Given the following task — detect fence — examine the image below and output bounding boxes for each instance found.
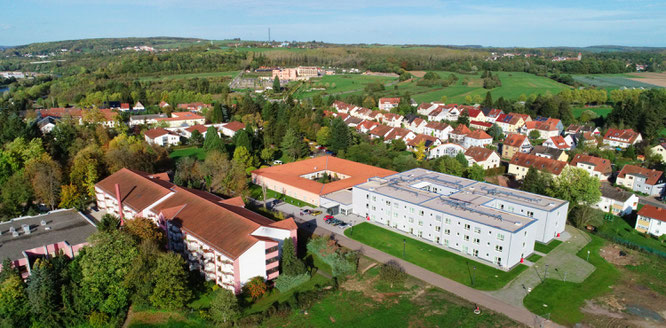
[592,230,666,259]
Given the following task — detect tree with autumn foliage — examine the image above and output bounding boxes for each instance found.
[123,217,166,245]
[25,153,62,210]
[244,276,267,300]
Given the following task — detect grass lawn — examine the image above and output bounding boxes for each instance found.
[595,210,666,255]
[292,74,396,99]
[523,234,620,326]
[533,239,563,254]
[248,183,316,208]
[344,222,527,290]
[411,71,571,103]
[625,252,666,296]
[126,309,208,328]
[527,254,543,262]
[137,71,239,82]
[169,147,207,161]
[572,106,613,118]
[245,273,331,314]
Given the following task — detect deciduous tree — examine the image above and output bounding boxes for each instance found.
[210,289,240,327]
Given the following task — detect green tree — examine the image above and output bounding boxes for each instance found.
[487,124,503,141]
[25,153,62,210]
[482,91,493,110]
[211,103,224,123]
[280,238,306,276]
[98,214,120,233]
[26,259,60,325]
[79,231,138,316]
[521,167,551,195]
[457,112,470,126]
[232,146,253,168]
[189,130,204,147]
[379,261,406,288]
[124,217,165,245]
[438,156,465,176]
[149,253,191,310]
[203,127,223,152]
[329,118,351,154]
[0,267,29,328]
[273,76,281,93]
[280,128,308,162]
[465,163,486,181]
[210,289,240,327]
[0,172,33,219]
[244,276,267,300]
[547,167,601,213]
[455,152,469,167]
[528,130,541,140]
[260,147,276,163]
[316,126,331,146]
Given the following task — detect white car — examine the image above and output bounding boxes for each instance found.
[272,160,283,165]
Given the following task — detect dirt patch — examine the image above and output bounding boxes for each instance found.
[408,71,426,78]
[627,72,666,87]
[360,262,378,275]
[581,300,624,319]
[600,244,640,266]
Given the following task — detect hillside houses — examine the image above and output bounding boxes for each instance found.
[465,146,500,169]
[462,130,492,149]
[502,134,532,159]
[495,113,531,134]
[508,152,567,180]
[378,97,400,111]
[569,154,612,180]
[522,117,562,139]
[603,128,642,149]
[449,124,471,143]
[543,135,575,151]
[616,165,665,197]
[428,143,465,159]
[423,121,452,139]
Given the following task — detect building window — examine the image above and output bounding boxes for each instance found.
[464,235,469,241]
[497,233,505,241]
[419,210,425,216]
[464,224,470,230]
[495,245,503,252]
[410,207,415,214]
[435,226,441,232]
[408,218,414,223]
[445,229,450,235]
[418,220,423,226]
[473,238,480,244]
[435,215,442,222]
[386,200,391,205]
[418,231,423,237]
[445,218,451,224]
[474,227,481,234]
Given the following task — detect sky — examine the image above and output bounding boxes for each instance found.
[1,0,665,47]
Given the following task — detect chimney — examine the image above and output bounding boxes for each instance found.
[115,183,124,224]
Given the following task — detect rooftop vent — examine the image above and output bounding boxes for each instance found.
[12,231,19,237]
[9,226,15,233]
[40,220,47,226]
[22,224,31,235]
[45,226,52,231]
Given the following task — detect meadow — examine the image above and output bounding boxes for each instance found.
[572,73,661,89]
[292,74,397,99]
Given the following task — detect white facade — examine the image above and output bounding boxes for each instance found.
[463,136,492,149]
[145,132,180,146]
[428,143,465,159]
[466,151,501,170]
[594,193,638,216]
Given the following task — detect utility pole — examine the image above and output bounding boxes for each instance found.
[268,28,271,43]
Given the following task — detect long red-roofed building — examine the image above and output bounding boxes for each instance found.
[95,168,297,293]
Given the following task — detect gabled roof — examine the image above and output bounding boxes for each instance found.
[462,108,482,118]
[465,146,496,162]
[529,145,565,159]
[407,134,439,148]
[600,184,635,202]
[510,153,567,176]
[185,124,208,134]
[425,121,450,131]
[384,127,411,141]
[470,120,492,128]
[569,154,611,175]
[144,128,176,139]
[604,128,640,144]
[525,118,560,131]
[223,121,245,132]
[503,133,528,148]
[379,97,401,105]
[37,107,83,118]
[451,124,471,135]
[465,130,492,140]
[156,112,204,121]
[368,124,393,138]
[617,164,664,186]
[545,136,570,149]
[637,204,666,222]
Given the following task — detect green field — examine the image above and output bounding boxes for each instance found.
[572,73,661,89]
[344,222,527,290]
[572,106,613,118]
[524,234,620,326]
[292,74,397,99]
[138,71,239,82]
[595,210,666,256]
[169,147,207,161]
[533,239,562,254]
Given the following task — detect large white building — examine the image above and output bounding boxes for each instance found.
[95,168,297,293]
[352,168,569,269]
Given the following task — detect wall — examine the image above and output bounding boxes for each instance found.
[238,241,267,285]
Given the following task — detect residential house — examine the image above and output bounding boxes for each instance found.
[502,134,532,159]
[417,102,444,116]
[594,184,639,216]
[378,97,401,111]
[133,102,145,111]
[635,205,666,237]
[183,124,209,139]
[423,121,452,140]
[95,168,298,293]
[449,124,471,143]
[129,114,167,127]
[543,135,574,151]
[144,128,181,146]
[428,143,465,159]
[465,147,500,169]
[178,102,213,112]
[616,165,665,197]
[481,108,503,123]
[565,124,600,136]
[159,101,170,108]
[368,125,394,140]
[343,116,363,128]
[495,113,530,134]
[384,127,415,143]
[332,101,356,114]
[37,116,57,134]
[220,121,246,138]
[407,134,441,151]
[462,130,492,149]
[470,120,492,131]
[356,120,380,134]
[119,103,131,112]
[569,154,612,180]
[529,146,569,162]
[577,132,599,148]
[407,117,428,134]
[603,128,642,149]
[382,112,404,128]
[508,153,567,180]
[155,112,206,128]
[522,118,562,139]
[460,107,486,122]
[427,107,448,122]
[651,143,666,163]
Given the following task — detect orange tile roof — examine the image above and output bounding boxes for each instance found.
[223,121,246,132]
[604,128,640,144]
[407,134,438,147]
[379,97,400,105]
[465,130,492,140]
[144,128,175,139]
[251,156,397,195]
[185,124,208,133]
[37,107,83,118]
[547,136,570,149]
[569,154,611,175]
[451,124,471,135]
[617,164,664,186]
[156,112,204,121]
[638,204,666,222]
[503,134,528,148]
[510,153,567,176]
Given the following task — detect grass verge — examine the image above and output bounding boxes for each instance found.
[534,239,562,254]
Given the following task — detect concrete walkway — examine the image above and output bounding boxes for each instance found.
[269,200,562,328]
[488,226,595,309]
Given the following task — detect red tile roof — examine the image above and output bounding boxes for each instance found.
[186,124,208,134]
[604,128,640,144]
[470,120,492,128]
[510,153,567,176]
[617,164,664,186]
[637,204,666,222]
[503,134,528,148]
[547,136,570,149]
[379,97,401,105]
[223,121,246,132]
[37,107,83,118]
[451,124,471,135]
[368,124,393,138]
[156,112,204,121]
[569,154,611,175]
[465,147,495,162]
[144,128,173,139]
[462,108,482,118]
[425,121,450,131]
[251,156,396,196]
[120,103,130,109]
[407,134,438,147]
[525,118,560,131]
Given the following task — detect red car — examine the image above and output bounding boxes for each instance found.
[324,215,334,221]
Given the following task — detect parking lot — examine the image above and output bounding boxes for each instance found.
[272,200,363,233]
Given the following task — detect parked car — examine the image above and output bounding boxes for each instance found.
[302,209,311,215]
[311,210,322,216]
[324,214,334,221]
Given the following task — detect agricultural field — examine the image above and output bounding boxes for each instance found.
[572,73,662,89]
[138,71,239,82]
[292,74,397,99]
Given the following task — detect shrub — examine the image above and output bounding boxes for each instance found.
[306,236,359,277]
[379,261,407,288]
[274,273,310,293]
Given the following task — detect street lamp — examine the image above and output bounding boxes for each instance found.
[472,265,476,287]
[544,264,549,279]
[586,250,591,262]
[403,239,406,258]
